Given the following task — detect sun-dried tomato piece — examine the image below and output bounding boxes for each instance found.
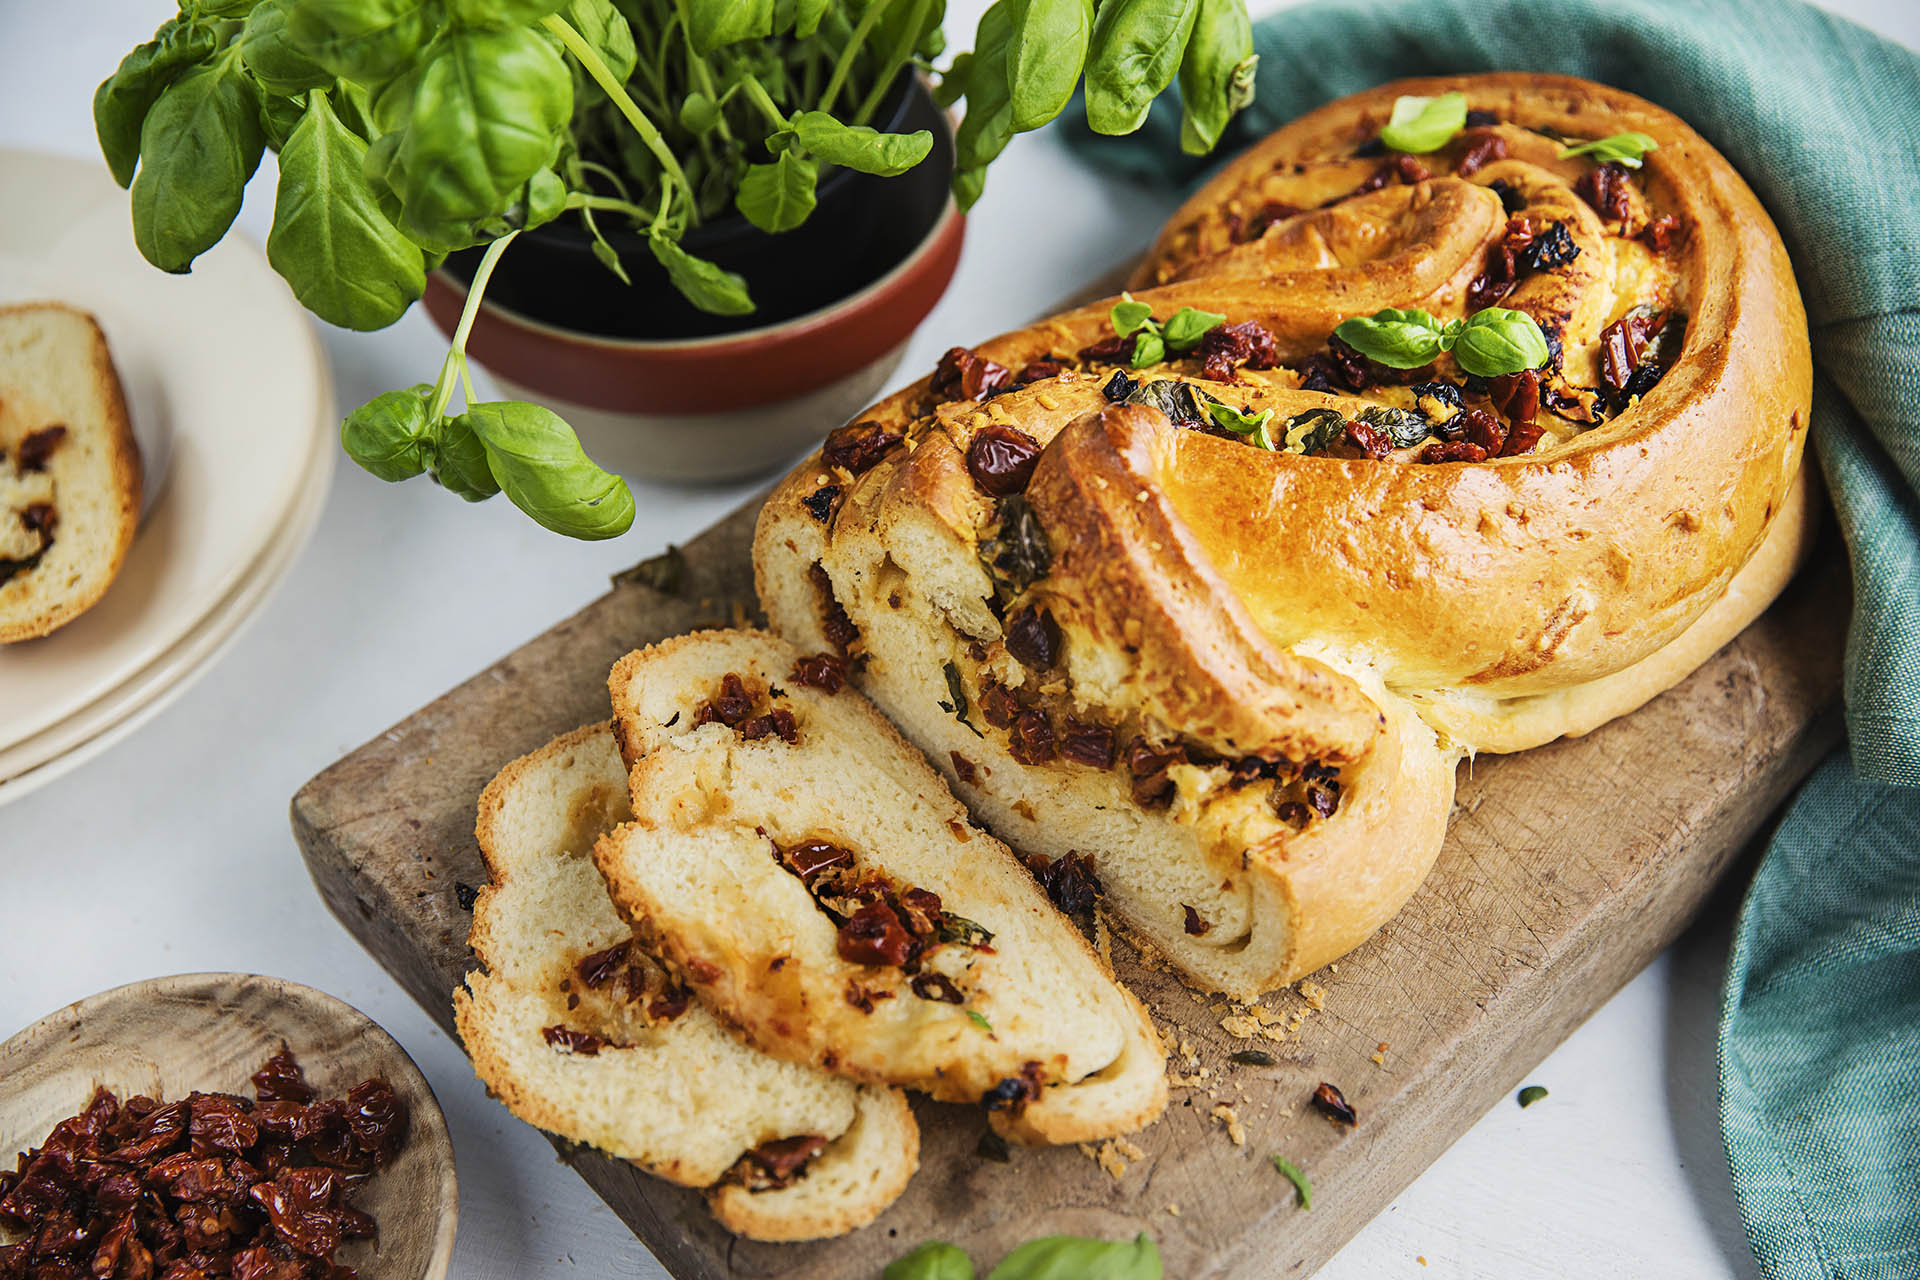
[777,838,853,885]
[1457,408,1506,455]
[1640,214,1682,251]
[1488,370,1541,428]
[1008,708,1056,765]
[1058,718,1116,770]
[1197,320,1280,382]
[1575,161,1633,223]
[1229,200,1302,243]
[1340,419,1393,459]
[1025,851,1103,915]
[1312,1081,1359,1126]
[189,1095,259,1158]
[977,680,1021,730]
[931,346,1011,402]
[1126,737,1184,810]
[1183,905,1212,936]
[250,1049,314,1105]
[821,421,903,475]
[15,425,67,473]
[837,901,914,966]
[910,972,965,1003]
[743,1135,828,1189]
[1420,440,1489,464]
[897,887,944,938]
[344,1081,406,1167]
[1455,131,1508,177]
[541,1026,606,1056]
[117,1101,190,1163]
[789,652,847,693]
[966,424,1042,496]
[1016,358,1066,384]
[1077,334,1136,364]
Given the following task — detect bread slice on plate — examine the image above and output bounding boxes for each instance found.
[452,722,918,1241]
[0,302,140,643]
[601,629,1167,1146]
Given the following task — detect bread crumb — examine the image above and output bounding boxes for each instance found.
[1114,1137,1145,1162]
[1087,1139,1133,1180]
[1165,1203,1181,1217]
[1168,1072,1207,1088]
[1371,1050,1387,1066]
[1260,1024,1288,1043]
[1253,1005,1285,1027]
[1221,1015,1260,1040]
[1211,1103,1246,1146]
[1297,980,1329,1010]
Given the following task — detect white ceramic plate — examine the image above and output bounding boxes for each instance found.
[0,148,330,750]
[0,393,332,802]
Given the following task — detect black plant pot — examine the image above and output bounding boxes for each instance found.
[442,75,955,341]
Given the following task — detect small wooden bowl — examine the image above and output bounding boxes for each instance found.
[0,972,457,1279]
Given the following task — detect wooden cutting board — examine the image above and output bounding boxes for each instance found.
[291,497,1844,1280]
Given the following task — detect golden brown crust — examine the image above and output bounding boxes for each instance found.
[753,73,1812,997]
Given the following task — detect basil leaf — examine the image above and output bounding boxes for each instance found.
[1130,329,1165,368]
[445,0,570,27]
[774,0,832,38]
[1452,307,1550,377]
[790,112,934,177]
[286,0,437,84]
[1281,407,1345,454]
[393,26,573,252]
[239,0,334,96]
[685,0,774,55]
[737,150,819,232]
[1557,131,1659,169]
[986,1233,1162,1280]
[1127,379,1206,428]
[1005,0,1093,134]
[966,1008,993,1031]
[267,90,425,330]
[454,400,635,539]
[340,384,435,482]
[1175,0,1255,156]
[679,92,721,134]
[934,52,972,109]
[95,19,221,189]
[953,0,1017,208]
[1084,0,1203,136]
[1206,400,1270,437]
[1378,91,1466,154]
[1161,305,1223,352]
[886,1243,976,1280]
[1110,295,1154,337]
[1331,308,1444,369]
[429,409,503,501]
[1518,1085,1550,1107]
[559,0,638,87]
[647,233,754,315]
[130,54,266,274]
[1356,405,1430,450]
[1272,1155,1312,1209]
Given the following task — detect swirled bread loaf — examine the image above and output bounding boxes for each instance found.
[754,73,1812,999]
[599,629,1167,1146]
[452,723,917,1241]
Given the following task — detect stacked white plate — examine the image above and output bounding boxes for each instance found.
[0,148,335,803]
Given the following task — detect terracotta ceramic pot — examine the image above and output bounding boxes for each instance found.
[422,79,962,485]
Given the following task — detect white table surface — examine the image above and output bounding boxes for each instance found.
[2,3,1912,1277]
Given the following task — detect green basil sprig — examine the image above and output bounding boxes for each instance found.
[1273,1154,1312,1209]
[1110,292,1225,369]
[1558,131,1659,168]
[883,1233,1163,1280]
[1333,306,1550,378]
[885,1242,975,1280]
[1378,90,1466,154]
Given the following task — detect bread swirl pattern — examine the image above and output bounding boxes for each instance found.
[755,73,1811,999]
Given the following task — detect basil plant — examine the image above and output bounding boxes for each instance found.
[98,0,1258,539]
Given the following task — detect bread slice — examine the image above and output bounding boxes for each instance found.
[0,303,140,643]
[452,723,918,1241]
[601,629,1166,1146]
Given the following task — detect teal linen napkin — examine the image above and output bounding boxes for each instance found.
[1061,3,1920,1275]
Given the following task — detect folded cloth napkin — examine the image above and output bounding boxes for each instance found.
[1062,2,1920,1275]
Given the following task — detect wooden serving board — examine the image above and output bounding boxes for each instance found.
[292,499,1844,1280]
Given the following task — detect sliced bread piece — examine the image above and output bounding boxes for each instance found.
[0,303,140,643]
[452,722,918,1241]
[600,629,1167,1146]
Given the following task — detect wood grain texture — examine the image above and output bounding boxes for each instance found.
[290,501,1844,1279]
[0,972,458,1280]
